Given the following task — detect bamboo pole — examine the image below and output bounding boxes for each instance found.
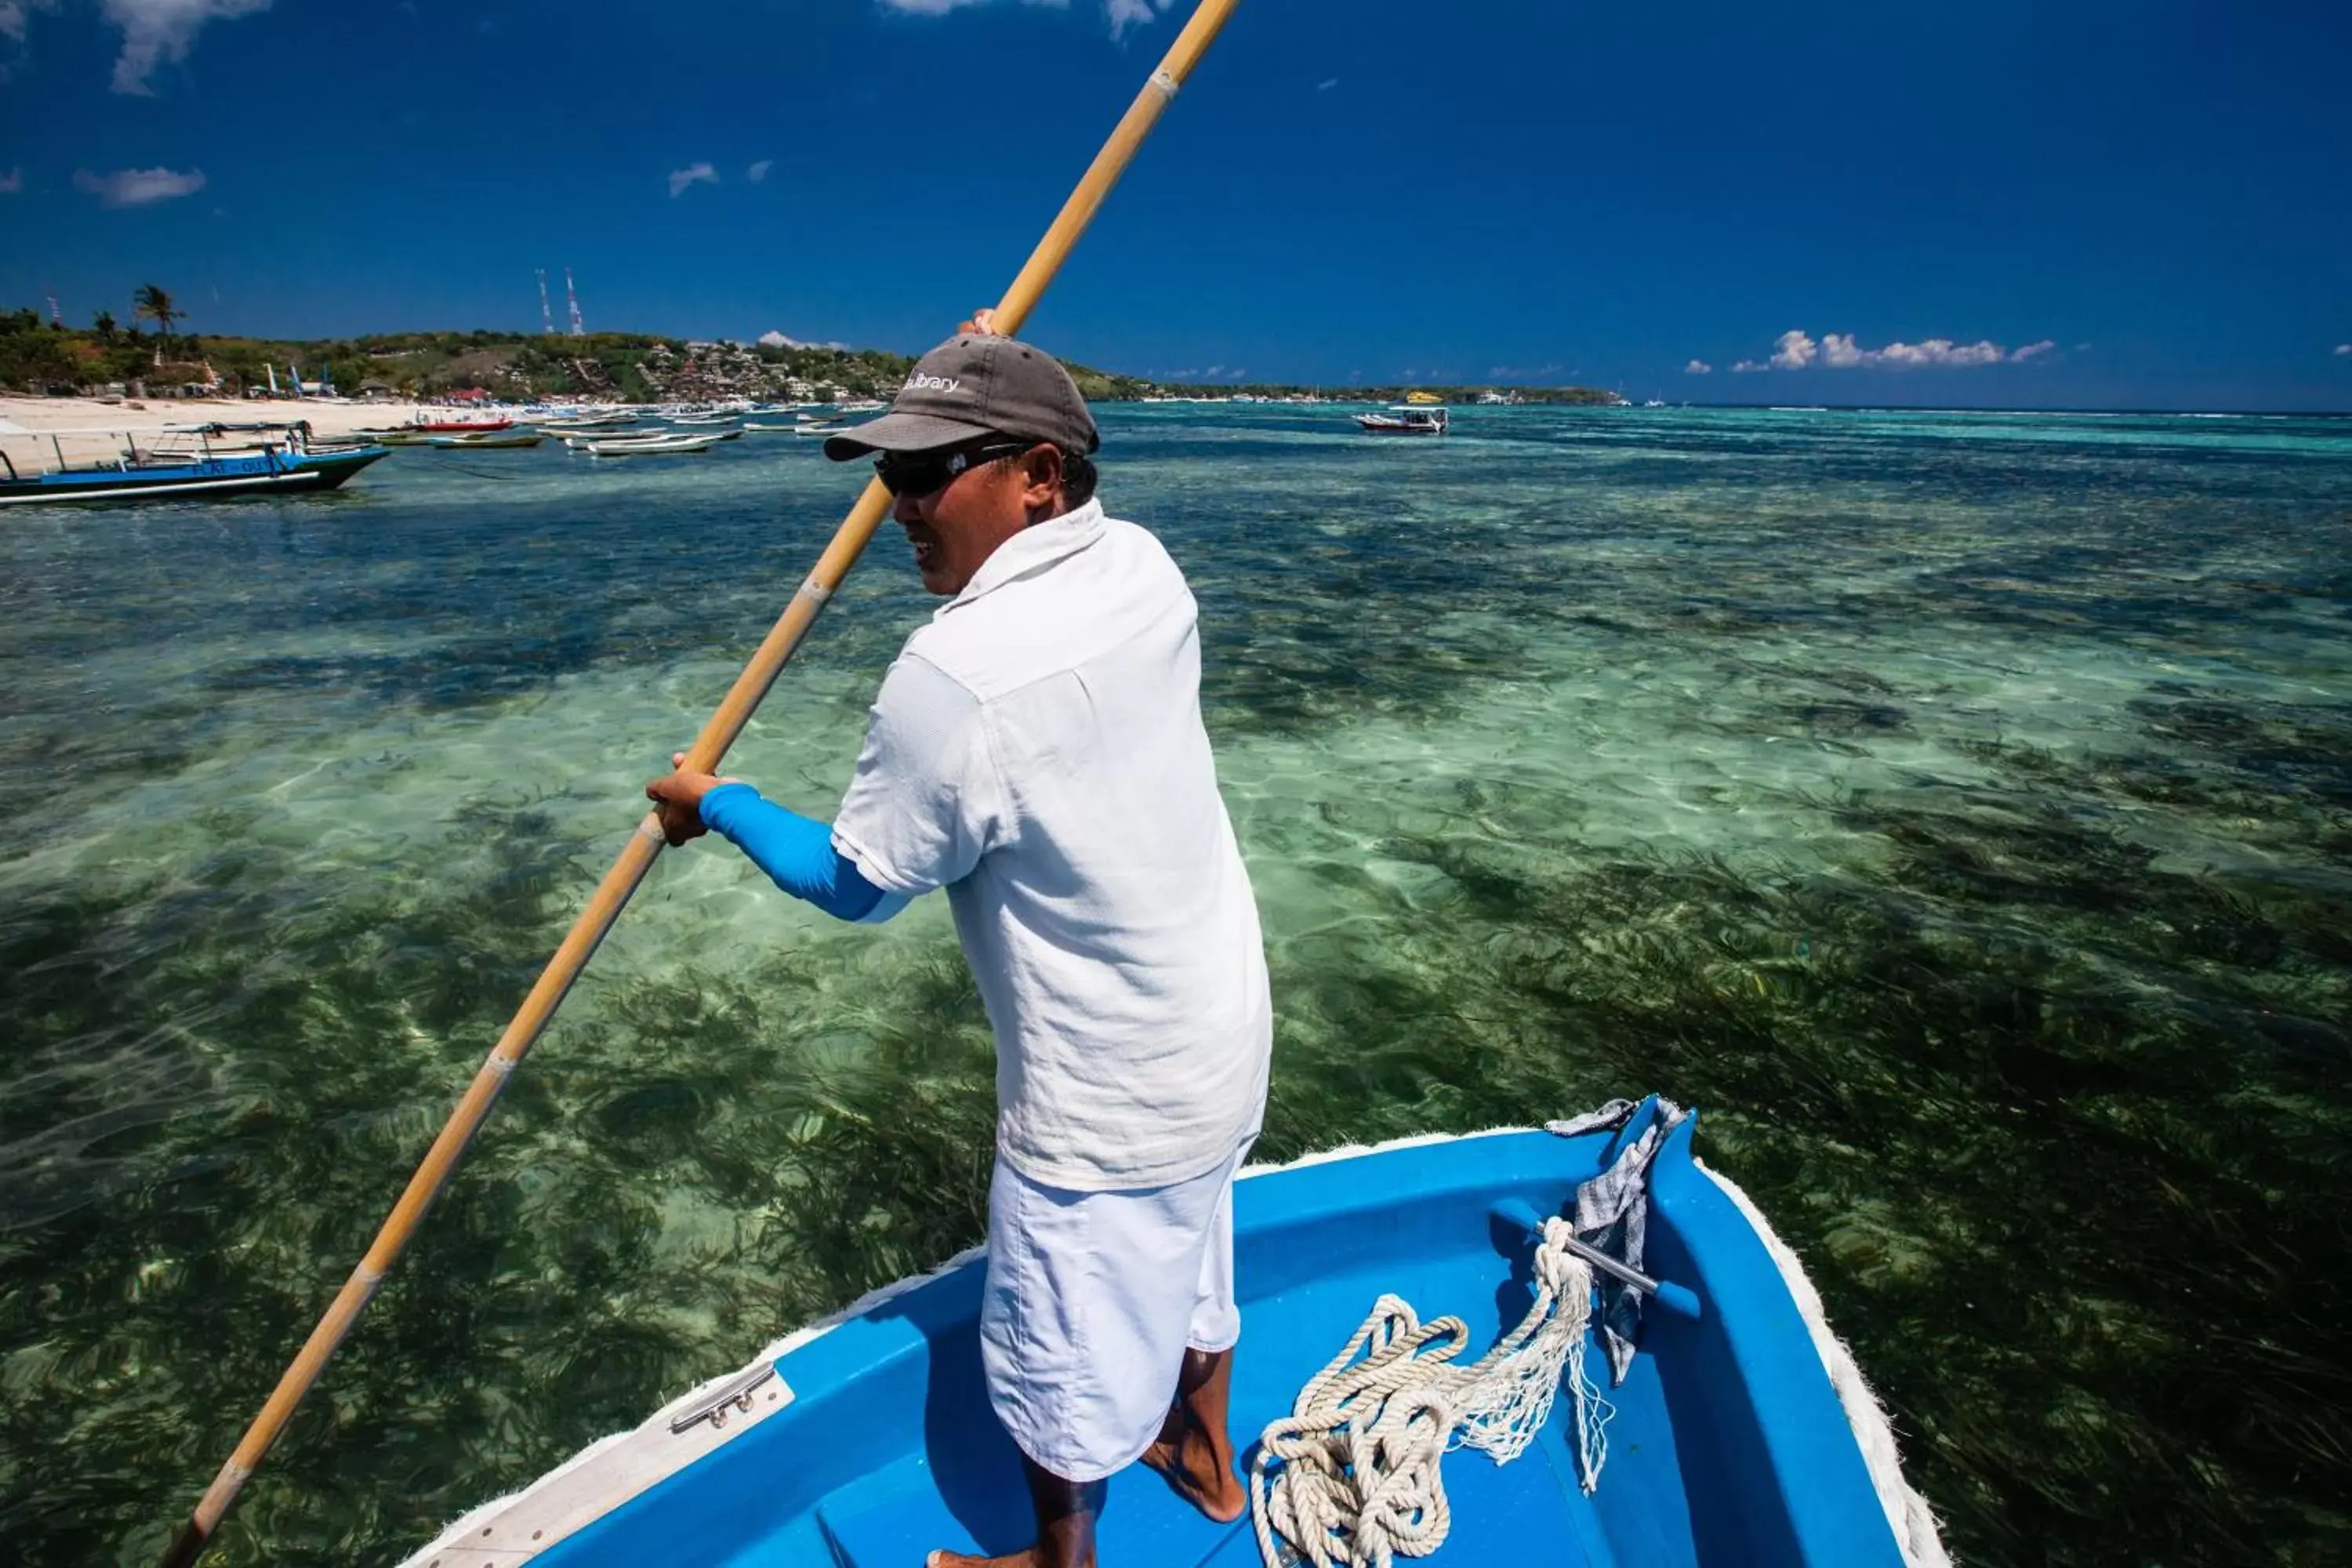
[158,5,1241,1563]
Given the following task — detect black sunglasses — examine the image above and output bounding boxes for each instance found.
[875,440,1039,499]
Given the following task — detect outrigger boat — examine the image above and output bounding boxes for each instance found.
[405,1099,1944,1568]
[0,421,389,507]
[411,416,517,434]
[561,428,668,450]
[1356,404,1450,436]
[581,433,724,456]
[426,432,546,449]
[537,416,638,435]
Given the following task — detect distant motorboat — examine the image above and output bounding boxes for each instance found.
[1356,404,1450,436]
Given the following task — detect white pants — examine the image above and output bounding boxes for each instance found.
[978,1138,1252,1483]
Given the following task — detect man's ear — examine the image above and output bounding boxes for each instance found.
[1018,444,1065,514]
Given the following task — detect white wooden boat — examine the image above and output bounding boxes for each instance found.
[583,434,720,456]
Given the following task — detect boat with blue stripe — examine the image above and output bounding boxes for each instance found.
[0,420,390,507]
[407,1098,1947,1568]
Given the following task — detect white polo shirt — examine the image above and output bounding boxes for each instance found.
[829,499,1272,1192]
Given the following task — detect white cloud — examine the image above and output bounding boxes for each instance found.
[1317,77,1338,91]
[758,329,799,347]
[1740,327,2051,371]
[1769,329,1817,369]
[1878,338,2005,367]
[746,158,773,184]
[0,0,56,44]
[103,0,273,94]
[1818,332,1864,368]
[1730,330,1819,368]
[2336,343,2351,357]
[72,164,205,205]
[0,167,20,194]
[877,0,1168,35]
[1684,358,1711,375]
[1103,0,1172,35]
[667,161,717,198]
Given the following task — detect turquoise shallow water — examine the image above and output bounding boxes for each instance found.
[2,405,2347,1564]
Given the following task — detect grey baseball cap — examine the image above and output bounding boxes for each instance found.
[822,333,1101,461]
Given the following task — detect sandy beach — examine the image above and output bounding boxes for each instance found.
[0,394,503,463]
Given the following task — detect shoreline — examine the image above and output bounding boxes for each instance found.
[1,394,488,463]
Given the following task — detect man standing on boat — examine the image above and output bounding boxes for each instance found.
[647,314,1273,1568]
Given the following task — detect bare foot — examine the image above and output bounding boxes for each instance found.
[927,1551,1044,1567]
[1142,1423,1247,1524]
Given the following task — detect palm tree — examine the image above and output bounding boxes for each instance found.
[92,309,117,343]
[132,284,180,364]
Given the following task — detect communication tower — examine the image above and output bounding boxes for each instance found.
[564,268,586,337]
[536,270,556,335]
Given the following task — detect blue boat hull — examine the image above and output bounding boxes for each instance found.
[0,444,388,506]
[426,1113,1917,1567]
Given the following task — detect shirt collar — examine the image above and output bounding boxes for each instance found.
[937,498,1107,616]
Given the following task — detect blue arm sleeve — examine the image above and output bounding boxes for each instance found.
[698,782,906,924]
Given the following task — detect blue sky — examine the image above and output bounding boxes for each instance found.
[2,0,2348,409]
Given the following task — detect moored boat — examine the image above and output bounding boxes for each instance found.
[426,432,546,448]
[582,433,721,456]
[403,1099,1944,1568]
[411,416,517,434]
[1356,404,1450,435]
[537,416,638,434]
[0,422,390,507]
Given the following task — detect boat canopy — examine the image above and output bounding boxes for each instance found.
[0,419,314,439]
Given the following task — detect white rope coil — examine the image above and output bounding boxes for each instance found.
[1250,1215,1602,1568]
